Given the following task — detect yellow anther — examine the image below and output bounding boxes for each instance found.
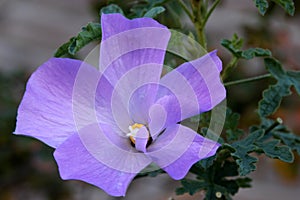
[127,123,145,144]
[129,135,136,144]
[132,123,144,129]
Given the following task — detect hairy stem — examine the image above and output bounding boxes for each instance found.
[222,56,239,80]
[223,73,272,86]
[265,118,283,134]
[178,0,194,22]
[202,0,221,27]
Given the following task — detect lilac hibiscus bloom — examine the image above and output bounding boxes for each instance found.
[14,14,226,196]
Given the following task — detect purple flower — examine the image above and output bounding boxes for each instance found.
[14,14,226,196]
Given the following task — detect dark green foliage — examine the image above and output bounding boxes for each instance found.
[253,0,295,15]
[229,127,294,176]
[256,140,294,162]
[176,153,252,200]
[273,132,300,155]
[176,179,206,195]
[258,84,291,117]
[224,109,244,143]
[230,130,264,176]
[258,58,300,117]
[100,4,124,15]
[129,0,168,18]
[221,34,271,60]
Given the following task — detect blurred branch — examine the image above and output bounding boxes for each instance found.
[224,73,272,86]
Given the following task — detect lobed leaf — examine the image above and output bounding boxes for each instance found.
[258,58,300,117]
[254,0,295,15]
[54,37,75,57]
[224,109,244,143]
[143,6,165,18]
[54,23,101,57]
[68,23,102,55]
[258,84,291,117]
[176,179,207,195]
[253,0,269,15]
[273,132,300,155]
[231,130,264,176]
[221,34,271,60]
[100,4,124,15]
[256,140,294,162]
[241,48,272,59]
[272,0,295,15]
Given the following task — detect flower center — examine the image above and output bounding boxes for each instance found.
[127,123,153,147]
[127,123,144,144]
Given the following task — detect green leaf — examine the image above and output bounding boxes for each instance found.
[235,151,258,176]
[224,109,244,143]
[286,71,300,94]
[176,179,207,195]
[241,48,272,59]
[54,22,101,57]
[272,0,295,15]
[254,0,295,15]
[256,140,294,162]
[258,84,291,117]
[221,34,244,57]
[253,0,269,15]
[236,177,252,188]
[231,130,264,176]
[100,4,124,15]
[217,160,239,177]
[54,37,75,57]
[273,132,300,155]
[143,6,165,18]
[198,155,216,169]
[221,34,271,60]
[258,58,300,117]
[264,57,286,80]
[148,0,168,7]
[68,22,102,55]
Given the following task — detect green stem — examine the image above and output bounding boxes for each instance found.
[223,73,272,86]
[178,0,194,22]
[179,0,221,50]
[195,23,207,49]
[265,118,283,134]
[202,0,221,27]
[222,56,239,80]
[192,0,208,49]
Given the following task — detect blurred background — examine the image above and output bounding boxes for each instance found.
[0,0,299,199]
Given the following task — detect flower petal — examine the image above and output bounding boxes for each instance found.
[100,14,171,84]
[159,50,226,120]
[111,64,162,132]
[147,124,220,180]
[14,58,99,148]
[99,14,171,132]
[128,83,159,124]
[148,92,181,139]
[54,132,138,197]
[135,126,149,153]
[76,123,151,174]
